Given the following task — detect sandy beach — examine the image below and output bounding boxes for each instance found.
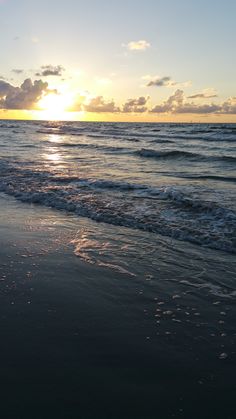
[0,192,235,418]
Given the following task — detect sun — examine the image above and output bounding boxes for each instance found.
[37,92,75,120]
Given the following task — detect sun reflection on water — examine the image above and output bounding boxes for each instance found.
[45,152,62,162]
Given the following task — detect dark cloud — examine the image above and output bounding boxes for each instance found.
[84,96,120,113]
[147,76,175,87]
[0,80,15,96]
[11,69,24,74]
[35,65,65,77]
[187,93,218,99]
[220,97,236,114]
[122,96,149,113]
[150,90,236,114]
[150,89,184,113]
[0,78,49,110]
[177,103,221,114]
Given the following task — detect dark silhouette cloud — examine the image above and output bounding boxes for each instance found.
[0,80,15,96]
[147,76,175,87]
[35,65,65,77]
[0,78,49,109]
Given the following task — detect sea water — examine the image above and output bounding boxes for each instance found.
[0,121,235,253]
[0,121,236,417]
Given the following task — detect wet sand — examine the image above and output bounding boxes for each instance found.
[0,193,235,419]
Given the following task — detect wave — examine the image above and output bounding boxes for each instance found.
[136,148,236,163]
[0,162,235,254]
[137,148,199,159]
[73,178,146,191]
[24,134,236,163]
[35,124,236,146]
[180,175,236,183]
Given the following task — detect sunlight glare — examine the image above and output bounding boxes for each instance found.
[38,92,74,120]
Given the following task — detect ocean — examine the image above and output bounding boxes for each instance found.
[0,120,236,418]
[0,120,236,256]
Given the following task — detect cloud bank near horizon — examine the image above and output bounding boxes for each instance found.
[0,79,236,115]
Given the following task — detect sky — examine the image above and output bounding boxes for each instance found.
[0,0,236,122]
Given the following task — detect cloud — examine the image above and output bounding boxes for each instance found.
[220,97,236,114]
[67,94,87,112]
[124,40,151,51]
[146,76,191,88]
[177,103,221,114]
[83,96,149,114]
[150,89,184,113]
[84,96,120,113]
[147,76,175,87]
[35,65,65,77]
[0,80,15,96]
[150,90,236,114]
[187,93,218,99]
[11,69,24,74]
[0,78,50,110]
[122,96,149,113]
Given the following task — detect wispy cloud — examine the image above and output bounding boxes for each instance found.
[145,75,191,88]
[35,65,65,77]
[123,40,151,51]
[11,69,24,75]
[187,93,218,99]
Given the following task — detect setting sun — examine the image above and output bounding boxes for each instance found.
[38,92,75,120]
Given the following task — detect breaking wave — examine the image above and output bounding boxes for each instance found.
[0,160,235,254]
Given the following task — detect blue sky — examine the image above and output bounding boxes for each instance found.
[0,0,236,121]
